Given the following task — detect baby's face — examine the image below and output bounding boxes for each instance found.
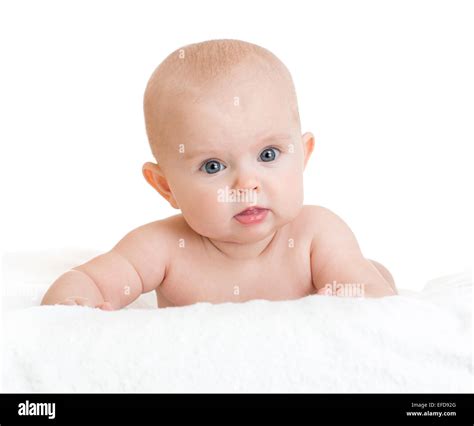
[151,67,313,244]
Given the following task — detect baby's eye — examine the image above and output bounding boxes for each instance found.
[200,159,227,174]
[258,147,281,162]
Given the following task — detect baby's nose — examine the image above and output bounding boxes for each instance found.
[233,169,260,193]
[233,182,259,201]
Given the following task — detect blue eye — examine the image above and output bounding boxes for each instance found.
[259,147,280,162]
[200,159,226,174]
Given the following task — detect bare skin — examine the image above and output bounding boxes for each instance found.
[40,204,396,310]
[41,42,397,310]
[150,207,396,308]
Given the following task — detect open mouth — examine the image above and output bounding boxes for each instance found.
[234,207,269,225]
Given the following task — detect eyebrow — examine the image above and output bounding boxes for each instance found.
[183,133,293,161]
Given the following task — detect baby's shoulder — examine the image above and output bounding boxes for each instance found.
[297,204,336,227]
[115,214,187,251]
[296,205,345,239]
[299,204,359,255]
[137,213,194,241]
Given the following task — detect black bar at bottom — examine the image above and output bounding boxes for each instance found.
[0,393,471,425]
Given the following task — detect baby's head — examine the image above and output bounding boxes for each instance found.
[143,39,314,244]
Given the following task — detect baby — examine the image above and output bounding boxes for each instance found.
[41,39,397,310]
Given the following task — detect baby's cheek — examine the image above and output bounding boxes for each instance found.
[181,186,229,230]
[278,170,304,214]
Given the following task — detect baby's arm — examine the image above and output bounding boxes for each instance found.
[310,207,396,298]
[41,221,170,309]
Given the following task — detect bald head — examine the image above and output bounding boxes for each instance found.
[143,39,301,162]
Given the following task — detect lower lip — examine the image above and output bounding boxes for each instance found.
[234,208,269,225]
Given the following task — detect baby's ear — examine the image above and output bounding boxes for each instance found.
[142,162,179,209]
[302,132,315,169]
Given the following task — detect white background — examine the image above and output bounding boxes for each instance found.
[1,0,472,290]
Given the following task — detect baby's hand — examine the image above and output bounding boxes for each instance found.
[57,297,114,311]
[317,285,334,296]
[316,284,363,297]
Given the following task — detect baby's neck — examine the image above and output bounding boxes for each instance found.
[203,230,279,260]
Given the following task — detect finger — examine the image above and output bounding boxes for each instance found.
[317,286,333,296]
[97,302,114,311]
[71,297,92,307]
[57,300,77,306]
[57,297,92,307]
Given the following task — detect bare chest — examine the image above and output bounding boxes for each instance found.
[156,238,314,308]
